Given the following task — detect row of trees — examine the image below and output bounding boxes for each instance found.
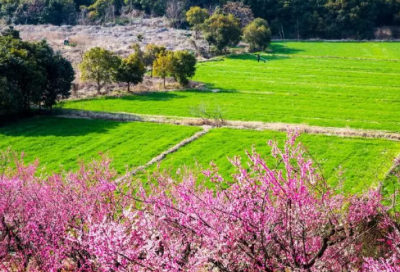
[0,27,74,118]
[0,132,399,271]
[128,0,400,39]
[79,44,197,93]
[1,0,400,39]
[187,6,271,52]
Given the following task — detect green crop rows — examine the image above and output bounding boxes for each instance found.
[0,117,201,174]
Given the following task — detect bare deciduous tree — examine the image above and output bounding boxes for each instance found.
[166,0,185,28]
[222,1,254,27]
[190,103,226,127]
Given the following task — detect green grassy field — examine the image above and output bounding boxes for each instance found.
[60,42,400,132]
[151,128,400,193]
[0,117,201,174]
[16,42,400,195]
[269,42,400,59]
[3,117,397,193]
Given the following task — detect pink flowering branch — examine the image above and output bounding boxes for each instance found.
[0,132,397,271]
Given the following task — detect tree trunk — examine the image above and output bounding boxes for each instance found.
[163,77,166,89]
[97,73,101,94]
[127,82,130,92]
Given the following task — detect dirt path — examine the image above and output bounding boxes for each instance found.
[116,126,211,182]
[55,109,400,141]
[55,109,400,180]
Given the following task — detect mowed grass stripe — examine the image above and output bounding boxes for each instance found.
[269,42,400,60]
[151,128,400,193]
[195,57,400,91]
[0,117,201,174]
[60,91,400,132]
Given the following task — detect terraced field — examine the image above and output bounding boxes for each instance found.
[1,117,398,192]
[60,42,400,132]
[0,117,201,173]
[3,42,400,194]
[151,128,400,193]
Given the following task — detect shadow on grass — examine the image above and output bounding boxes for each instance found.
[226,53,291,63]
[118,92,184,102]
[268,44,305,55]
[0,116,123,137]
[62,92,184,106]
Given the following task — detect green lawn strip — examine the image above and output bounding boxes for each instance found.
[269,42,400,60]
[148,128,400,194]
[59,90,400,133]
[195,56,400,92]
[0,116,201,174]
[59,42,400,132]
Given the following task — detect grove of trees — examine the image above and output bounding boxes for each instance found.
[1,132,399,271]
[0,27,74,118]
[1,0,399,39]
[79,45,197,92]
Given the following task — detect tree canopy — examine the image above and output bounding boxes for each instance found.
[186,6,209,38]
[203,12,242,52]
[0,0,399,39]
[79,47,121,94]
[115,52,146,92]
[243,18,272,52]
[0,28,74,117]
[153,51,173,88]
[169,50,197,86]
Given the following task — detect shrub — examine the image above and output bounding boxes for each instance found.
[243,18,272,52]
[203,12,242,52]
[136,34,144,42]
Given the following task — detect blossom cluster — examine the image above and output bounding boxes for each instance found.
[0,133,399,271]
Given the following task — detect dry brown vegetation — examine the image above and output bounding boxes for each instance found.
[2,18,208,94]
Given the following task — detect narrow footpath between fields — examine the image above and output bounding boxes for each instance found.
[56,109,400,141]
[115,126,211,182]
[55,110,400,180]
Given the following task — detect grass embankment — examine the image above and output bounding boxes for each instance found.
[151,128,400,193]
[0,117,201,174]
[60,42,400,132]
